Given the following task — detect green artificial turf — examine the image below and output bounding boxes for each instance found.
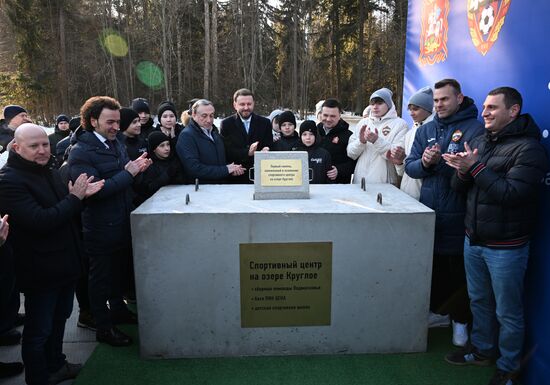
[75,327,493,385]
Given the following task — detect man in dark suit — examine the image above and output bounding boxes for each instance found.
[0,123,103,385]
[67,96,151,347]
[220,88,273,183]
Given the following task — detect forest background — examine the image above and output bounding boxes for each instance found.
[0,0,407,123]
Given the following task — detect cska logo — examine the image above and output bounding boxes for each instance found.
[467,0,511,56]
[418,0,450,66]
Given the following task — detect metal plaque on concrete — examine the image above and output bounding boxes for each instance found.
[253,151,309,199]
[240,242,332,328]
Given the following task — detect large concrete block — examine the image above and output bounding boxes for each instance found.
[131,184,435,358]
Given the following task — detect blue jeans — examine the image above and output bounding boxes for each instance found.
[22,283,75,385]
[464,237,529,373]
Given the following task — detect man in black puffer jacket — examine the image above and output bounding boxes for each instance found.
[443,87,548,385]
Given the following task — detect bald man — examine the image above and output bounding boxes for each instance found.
[0,123,104,385]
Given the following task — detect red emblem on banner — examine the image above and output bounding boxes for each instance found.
[418,0,450,66]
[467,0,511,56]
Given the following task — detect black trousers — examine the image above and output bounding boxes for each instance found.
[87,247,131,330]
[430,254,472,324]
[0,246,19,334]
[75,252,90,311]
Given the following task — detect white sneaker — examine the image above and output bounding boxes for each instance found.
[452,321,469,347]
[428,312,450,328]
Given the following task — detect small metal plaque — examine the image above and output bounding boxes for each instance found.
[253,151,309,199]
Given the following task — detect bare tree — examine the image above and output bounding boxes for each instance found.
[204,0,210,98]
[211,0,218,100]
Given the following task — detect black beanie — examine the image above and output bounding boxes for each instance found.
[157,101,177,120]
[131,98,150,114]
[277,111,296,128]
[3,105,27,123]
[120,108,139,131]
[56,114,70,124]
[148,131,170,153]
[299,120,318,137]
[69,117,81,132]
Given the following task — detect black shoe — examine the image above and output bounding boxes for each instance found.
[14,313,25,327]
[48,361,82,385]
[96,327,133,347]
[111,309,138,325]
[0,329,21,346]
[488,369,519,385]
[445,345,492,366]
[123,292,137,305]
[0,362,24,379]
[77,310,97,331]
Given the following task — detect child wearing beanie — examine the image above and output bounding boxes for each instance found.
[347,87,408,186]
[268,109,284,141]
[394,86,434,200]
[48,114,71,167]
[297,120,333,184]
[134,131,185,206]
[119,107,147,161]
[272,110,300,151]
[155,101,183,149]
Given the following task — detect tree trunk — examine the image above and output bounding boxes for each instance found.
[356,0,366,113]
[211,0,218,100]
[161,0,170,99]
[177,23,183,103]
[333,7,342,101]
[58,5,68,112]
[203,0,211,98]
[291,12,298,110]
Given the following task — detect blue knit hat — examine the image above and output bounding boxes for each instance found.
[408,87,434,113]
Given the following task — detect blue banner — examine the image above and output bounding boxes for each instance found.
[403,1,550,383]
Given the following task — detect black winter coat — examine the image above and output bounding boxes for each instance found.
[220,113,274,183]
[67,131,134,253]
[176,119,230,184]
[273,132,300,152]
[140,118,156,141]
[134,153,185,206]
[317,119,356,183]
[48,127,71,168]
[451,114,548,247]
[152,123,184,150]
[0,151,83,291]
[120,134,147,161]
[296,144,332,184]
[0,125,14,153]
